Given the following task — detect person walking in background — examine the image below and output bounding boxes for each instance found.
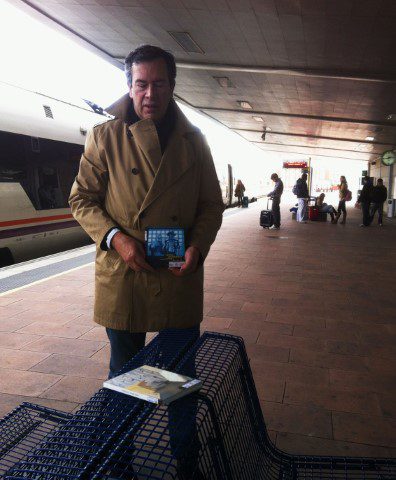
[335,175,348,224]
[234,179,245,207]
[356,176,373,227]
[370,178,387,226]
[294,173,309,223]
[267,173,284,230]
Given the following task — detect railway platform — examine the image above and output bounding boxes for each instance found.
[0,200,395,458]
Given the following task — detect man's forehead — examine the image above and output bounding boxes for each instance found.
[131,59,168,77]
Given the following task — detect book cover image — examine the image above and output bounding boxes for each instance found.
[145,227,185,268]
[103,365,202,405]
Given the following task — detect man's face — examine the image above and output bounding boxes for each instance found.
[129,58,173,121]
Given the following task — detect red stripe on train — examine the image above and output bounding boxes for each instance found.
[0,214,74,228]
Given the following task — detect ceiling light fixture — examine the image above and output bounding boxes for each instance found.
[168,31,204,54]
[386,114,395,120]
[365,136,375,141]
[213,76,234,88]
[252,116,264,122]
[237,100,252,109]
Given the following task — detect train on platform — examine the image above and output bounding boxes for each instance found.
[0,82,246,268]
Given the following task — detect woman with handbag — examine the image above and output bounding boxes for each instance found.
[334,176,349,224]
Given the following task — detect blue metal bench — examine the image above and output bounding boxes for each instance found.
[2,331,395,479]
[89,332,396,479]
[2,328,198,479]
[0,403,72,477]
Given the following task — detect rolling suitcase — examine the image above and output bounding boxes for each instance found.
[260,199,273,228]
[242,196,249,208]
[308,205,319,221]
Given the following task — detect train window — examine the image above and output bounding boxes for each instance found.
[0,130,83,210]
[0,131,27,183]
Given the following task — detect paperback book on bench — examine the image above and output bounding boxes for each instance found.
[145,227,185,268]
[103,365,202,405]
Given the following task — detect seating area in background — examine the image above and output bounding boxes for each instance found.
[1,330,395,479]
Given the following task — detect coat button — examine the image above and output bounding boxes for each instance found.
[131,168,140,175]
[140,211,146,219]
[171,215,178,221]
[126,129,132,138]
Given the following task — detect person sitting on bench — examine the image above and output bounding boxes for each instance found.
[316,193,337,223]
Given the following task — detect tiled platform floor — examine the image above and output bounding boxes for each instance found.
[0,200,395,458]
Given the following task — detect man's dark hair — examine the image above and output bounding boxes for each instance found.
[302,173,308,180]
[271,173,278,181]
[125,45,176,88]
[377,178,383,184]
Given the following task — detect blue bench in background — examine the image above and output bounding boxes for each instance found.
[1,331,395,479]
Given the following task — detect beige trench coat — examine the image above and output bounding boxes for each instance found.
[69,95,224,332]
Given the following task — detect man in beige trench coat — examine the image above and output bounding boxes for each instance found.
[69,45,224,379]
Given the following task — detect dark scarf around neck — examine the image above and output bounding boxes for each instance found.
[127,100,177,154]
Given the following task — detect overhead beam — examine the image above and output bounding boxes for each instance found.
[176,61,396,84]
[197,106,395,128]
[234,128,395,147]
[253,141,379,157]
[253,148,373,162]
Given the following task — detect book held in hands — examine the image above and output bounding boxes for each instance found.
[145,227,185,268]
[103,365,202,405]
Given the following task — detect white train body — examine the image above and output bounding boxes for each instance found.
[0,82,254,267]
[0,82,105,266]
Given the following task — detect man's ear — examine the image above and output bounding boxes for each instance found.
[128,88,133,100]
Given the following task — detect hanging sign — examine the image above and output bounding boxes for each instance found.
[283,161,308,169]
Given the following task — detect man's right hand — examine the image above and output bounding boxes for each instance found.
[111,232,154,272]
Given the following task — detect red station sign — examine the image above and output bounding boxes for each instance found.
[283,161,308,169]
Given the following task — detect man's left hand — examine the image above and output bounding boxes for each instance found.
[169,246,200,277]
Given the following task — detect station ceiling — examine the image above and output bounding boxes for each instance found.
[16,0,396,163]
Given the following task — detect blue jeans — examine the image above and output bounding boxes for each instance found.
[297,198,307,222]
[106,325,201,477]
[320,204,336,214]
[106,328,146,379]
[106,326,200,378]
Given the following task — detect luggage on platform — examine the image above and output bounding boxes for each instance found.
[260,199,273,228]
[309,205,319,221]
[242,196,249,208]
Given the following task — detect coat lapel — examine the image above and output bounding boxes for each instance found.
[139,108,198,213]
[129,120,162,176]
[107,95,199,215]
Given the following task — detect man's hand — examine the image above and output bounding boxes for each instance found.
[169,246,200,277]
[111,232,154,272]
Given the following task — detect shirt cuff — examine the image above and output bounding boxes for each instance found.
[106,228,121,250]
